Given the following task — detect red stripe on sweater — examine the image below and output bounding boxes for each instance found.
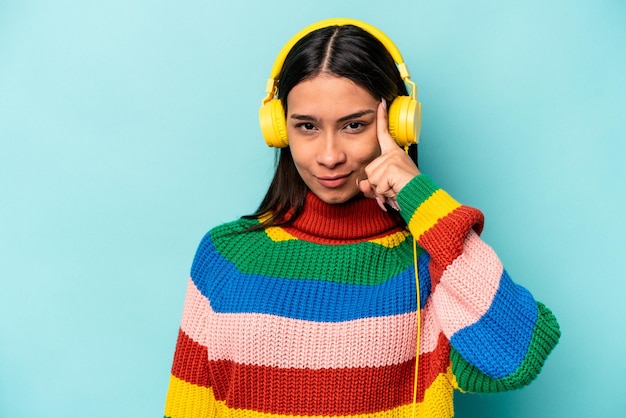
[171,328,210,387]
[419,205,484,288]
[171,331,451,415]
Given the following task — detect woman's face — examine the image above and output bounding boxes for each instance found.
[286,74,381,204]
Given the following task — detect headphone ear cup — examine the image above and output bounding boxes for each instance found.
[388,96,421,147]
[259,99,289,148]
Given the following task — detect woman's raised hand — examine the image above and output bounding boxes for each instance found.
[357,99,421,211]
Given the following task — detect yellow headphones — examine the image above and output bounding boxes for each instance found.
[259,18,422,148]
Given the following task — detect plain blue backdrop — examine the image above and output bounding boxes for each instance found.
[1,0,625,417]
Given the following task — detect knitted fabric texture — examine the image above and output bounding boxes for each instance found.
[164,174,560,418]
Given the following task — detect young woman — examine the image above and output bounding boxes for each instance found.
[164,19,560,418]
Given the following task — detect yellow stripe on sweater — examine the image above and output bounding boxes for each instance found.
[266,226,410,247]
[265,226,297,242]
[369,230,411,248]
[165,370,455,418]
[407,189,461,240]
[164,375,216,418]
[256,213,298,242]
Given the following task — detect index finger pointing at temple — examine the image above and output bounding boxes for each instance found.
[377,98,398,153]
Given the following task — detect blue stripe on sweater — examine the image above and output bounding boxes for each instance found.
[191,238,431,322]
[449,269,538,378]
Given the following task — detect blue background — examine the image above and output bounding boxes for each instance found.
[1,1,624,417]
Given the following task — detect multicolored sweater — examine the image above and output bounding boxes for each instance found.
[164,174,560,418]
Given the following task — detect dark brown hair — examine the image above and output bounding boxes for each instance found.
[244,24,414,228]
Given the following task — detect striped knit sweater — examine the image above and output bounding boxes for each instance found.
[164,174,560,418]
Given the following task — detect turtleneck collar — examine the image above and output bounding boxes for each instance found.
[281,192,406,244]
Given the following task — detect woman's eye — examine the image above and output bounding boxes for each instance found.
[296,123,316,131]
[345,122,365,132]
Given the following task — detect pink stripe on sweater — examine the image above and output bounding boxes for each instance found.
[180,279,445,369]
[432,230,503,336]
[179,278,210,345]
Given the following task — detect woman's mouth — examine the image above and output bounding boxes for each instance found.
[316,174,351,188]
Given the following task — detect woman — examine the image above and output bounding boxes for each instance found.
[164,19,560,418]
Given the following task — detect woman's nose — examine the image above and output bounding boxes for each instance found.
[316,133,347,168]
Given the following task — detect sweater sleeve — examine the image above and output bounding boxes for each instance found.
[396,174,560,393]
[164,234,216,418]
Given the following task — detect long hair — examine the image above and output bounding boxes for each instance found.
[244,24,413,228]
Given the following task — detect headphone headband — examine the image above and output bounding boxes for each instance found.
[263,18,411,104]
